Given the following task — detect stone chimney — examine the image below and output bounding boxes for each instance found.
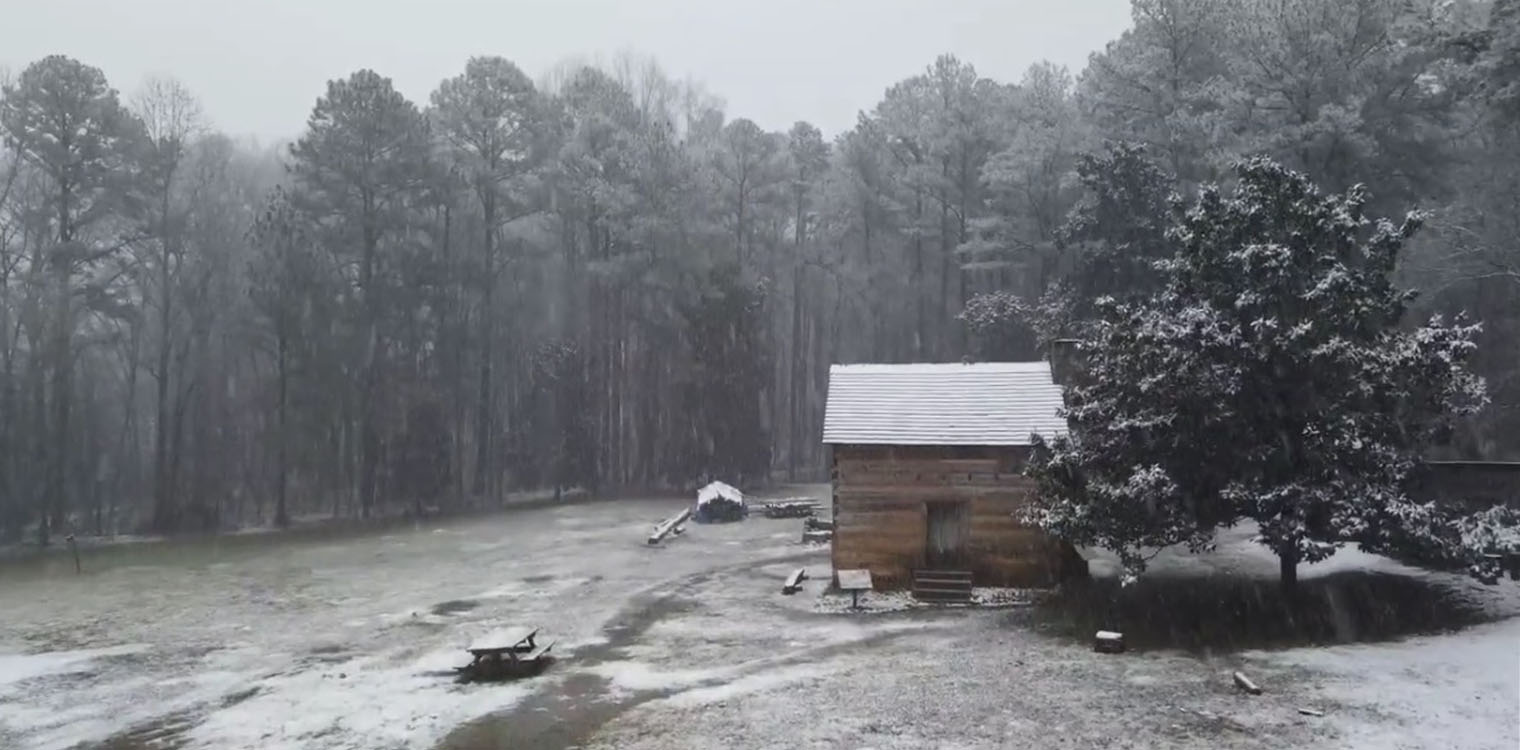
[1046,338,1083,386]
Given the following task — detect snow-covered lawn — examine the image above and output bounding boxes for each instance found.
[1,491,1515,750]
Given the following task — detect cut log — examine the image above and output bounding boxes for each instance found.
[782,567,808,595]
[1296,707,1323,717]
[1093,630,1125,654]
[801,529,832,544]
[1233,671,1262,695]
[761,500,820,519]
[647,508,692,545]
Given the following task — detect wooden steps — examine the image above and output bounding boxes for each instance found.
[912,569,973,603]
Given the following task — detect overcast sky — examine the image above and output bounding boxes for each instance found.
[4,0,1132,142]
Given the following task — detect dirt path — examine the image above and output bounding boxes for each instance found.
[0,488,832,750]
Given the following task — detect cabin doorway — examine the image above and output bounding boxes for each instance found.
[924,501,970,569]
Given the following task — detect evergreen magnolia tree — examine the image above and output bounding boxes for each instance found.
[1026,157,1494,589]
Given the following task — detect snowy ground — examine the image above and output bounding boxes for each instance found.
[0,491,1516,750]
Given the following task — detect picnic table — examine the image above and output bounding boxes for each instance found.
[456,627,556,683]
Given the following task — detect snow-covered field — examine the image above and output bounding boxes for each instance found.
[1,491,1516,750]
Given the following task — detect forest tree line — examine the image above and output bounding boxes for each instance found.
[1,0,1516,542]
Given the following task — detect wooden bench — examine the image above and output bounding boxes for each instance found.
[467,627,538,654]
[521,640,556,662]
[782,567,807,595]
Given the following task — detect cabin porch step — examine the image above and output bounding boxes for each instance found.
[911,569,973,603]
[913,569,971,580]
[915,573,972,584]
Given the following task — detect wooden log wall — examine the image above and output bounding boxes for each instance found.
[830,444,1079,589]
[1406,461,1520,513]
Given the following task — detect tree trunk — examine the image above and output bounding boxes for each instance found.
[0,274,13,541]
[1278,544,1299,591]
[45,182,75,547]
[474,195,497,499]
[913,186,925,359]
[274,328,289,528]
[0,362,11,542]
[112,320,142,537]
[938,162,951,360]
[789,189,805,482]
[789,267,803,481]
[152,291,174,530]
[358,192,379,519]
[152,183,177,533]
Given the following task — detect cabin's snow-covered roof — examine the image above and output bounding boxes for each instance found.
[822,361,1067,446]
[696,480,744,507]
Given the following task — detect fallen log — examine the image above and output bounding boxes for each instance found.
[647,508,692,545]
[782,567,808,595]
[1296,707,1323,717]
[1233,671,1262,695]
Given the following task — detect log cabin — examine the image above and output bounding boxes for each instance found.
[1406,460,1520,513]
[822,360,1085,593]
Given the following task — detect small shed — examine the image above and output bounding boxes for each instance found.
[822,361,1082,589]
[693,480,746,523]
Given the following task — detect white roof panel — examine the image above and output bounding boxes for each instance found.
[822,361,1067,446]
[696,480,744,507]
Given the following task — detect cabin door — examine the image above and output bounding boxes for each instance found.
[924,501,970,569]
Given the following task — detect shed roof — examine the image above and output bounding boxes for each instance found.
[696,480,745,507]
[822,361,1067,446]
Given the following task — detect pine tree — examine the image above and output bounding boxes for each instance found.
[1,55,139,543]
[288,69,432,517]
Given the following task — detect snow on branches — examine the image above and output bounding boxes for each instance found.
[1024,157,1501,587]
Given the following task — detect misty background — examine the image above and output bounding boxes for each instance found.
[3,0,1131,141]
[0,0,1516,545]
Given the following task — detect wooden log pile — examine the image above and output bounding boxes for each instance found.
[801,528,833,544]
[693,481,747,523]
[761,500,819,519]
